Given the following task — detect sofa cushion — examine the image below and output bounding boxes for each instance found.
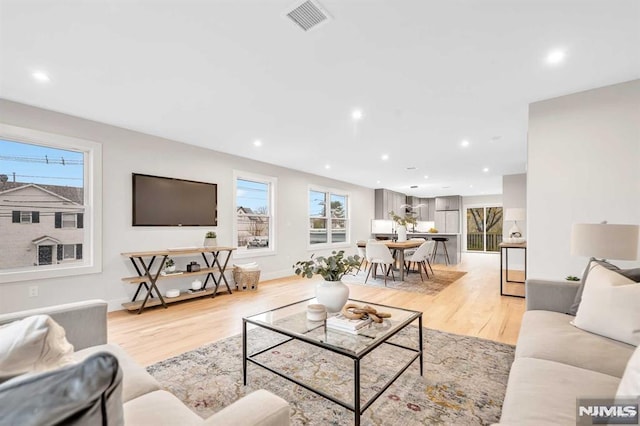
[0,352,123,426]
[124,390,203,426]
[617,345,640,398]
[515,310,634,378]
[75,343,161,402]
[569,259,640,315]
[0,314,75,382]
[204,389,291,426]
[500,358,620,426]
[572,263,640,345]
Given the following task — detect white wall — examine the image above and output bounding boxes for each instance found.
[0,100,375,313]
[528,80,640,279]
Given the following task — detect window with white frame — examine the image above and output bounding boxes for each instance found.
[0,124,102,283]
[235,173,276,256]
[309,188,349,246]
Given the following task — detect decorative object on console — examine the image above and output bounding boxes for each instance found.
[569,222,640,316]
[191,279,203,291]
[203,231,217,247]
[186,261,201,272]
[504,208,526,243]
[233,262,260,291]
[164,258,176,272]
[165,289,180,298]
[293,250,360,312]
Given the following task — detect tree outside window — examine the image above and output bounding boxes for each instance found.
[309,188,349,246]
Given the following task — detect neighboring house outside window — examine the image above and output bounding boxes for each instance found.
[309,187,350,247]
[0,125,102,283]
[234,173,276,257]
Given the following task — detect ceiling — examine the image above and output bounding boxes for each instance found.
[1,0,639,197]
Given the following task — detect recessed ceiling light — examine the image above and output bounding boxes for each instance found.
[324,164,331,169]
[546,49,566,65]
[32,71,50,82]
[461,140,470,148]
[376,180,381,184]
[483,167,489,173]
[469,185,474,188]
[423,175,429,179]
[253,139,262,147]
[381,154,389,161]
[351,109,363,121]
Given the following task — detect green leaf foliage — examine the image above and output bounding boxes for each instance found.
[292,250,361,281]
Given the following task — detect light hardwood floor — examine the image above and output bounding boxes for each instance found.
[108,252,526,366]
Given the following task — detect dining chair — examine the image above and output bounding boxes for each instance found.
[365,242,395,285]
[404,241,434,281]
[355,241,367,272]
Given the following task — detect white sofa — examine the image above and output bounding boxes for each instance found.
[498,279,635,425]
[0,300,290,425]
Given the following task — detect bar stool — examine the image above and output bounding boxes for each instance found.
[431,237,450,265]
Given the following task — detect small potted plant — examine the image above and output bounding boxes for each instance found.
[293,250,360,312]
[204,231,217,247]
[389,211,417,241]
[164,258,176,273]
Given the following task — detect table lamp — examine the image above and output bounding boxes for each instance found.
[570,223,639,262]
[504,208,526,242]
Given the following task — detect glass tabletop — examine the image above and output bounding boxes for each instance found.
[243,298,421,357]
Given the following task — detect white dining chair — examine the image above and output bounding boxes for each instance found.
[356,241,367,273]
[365,242,395,285]
[405,241,435,281]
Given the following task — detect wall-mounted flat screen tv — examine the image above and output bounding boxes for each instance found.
[132,173,218,226]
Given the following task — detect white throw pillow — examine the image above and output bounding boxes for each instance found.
[617,345,640,397]
[572,263,640,346]
[0,315,75,382]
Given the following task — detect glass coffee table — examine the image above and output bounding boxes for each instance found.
[242,298,423,426]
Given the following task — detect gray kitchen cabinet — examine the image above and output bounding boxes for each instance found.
[434,210,460,233]
[435,196,461,211]
[375,189,407,219]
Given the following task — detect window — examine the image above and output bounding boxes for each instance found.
[62,213,77,228]
[234,172,276,257]
[0,124,102,283]
[309,188,349,246]
[466,206,503,252]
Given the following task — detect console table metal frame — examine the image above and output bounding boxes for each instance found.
[121,247,236,314]
[499,242,527,298]
[242,298,423,426]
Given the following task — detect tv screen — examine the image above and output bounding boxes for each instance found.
[132,173,217,226]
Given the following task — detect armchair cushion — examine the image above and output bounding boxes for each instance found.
[0,314,75,383]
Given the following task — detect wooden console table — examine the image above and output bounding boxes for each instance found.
[499,242,526,298]
[121,247,236,314]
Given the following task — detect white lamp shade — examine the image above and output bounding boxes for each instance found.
[571,223,640,261]
[504,208,526,222]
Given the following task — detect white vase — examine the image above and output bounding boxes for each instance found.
[315,280,349,313]
[397,225,407,242]
[203,237,217,247]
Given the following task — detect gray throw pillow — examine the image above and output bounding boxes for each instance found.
[0,352,123,426]
[569,258,640,316]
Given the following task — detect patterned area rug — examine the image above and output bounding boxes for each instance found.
[147,327,514,425]
[342,267,467,296]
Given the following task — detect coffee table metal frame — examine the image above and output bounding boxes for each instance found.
[242,298,423,426]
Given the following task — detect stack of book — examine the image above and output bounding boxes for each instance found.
[326,314,372,334]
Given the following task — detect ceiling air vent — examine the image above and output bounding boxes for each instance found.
[285,0,331,32]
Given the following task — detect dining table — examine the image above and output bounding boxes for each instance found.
[357,239,424,281]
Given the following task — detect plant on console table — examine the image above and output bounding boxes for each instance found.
[389,211,417,242]
[164,258,176,273]
[293,250,361,313]
[203,231,217,247]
